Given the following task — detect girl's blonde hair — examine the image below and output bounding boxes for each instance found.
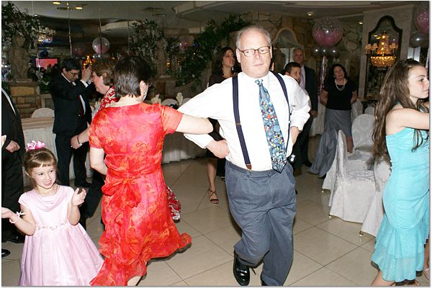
[23,148,57,188]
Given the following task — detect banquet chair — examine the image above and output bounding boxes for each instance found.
[365,106,375,115]
[350,114,375,170]
[31,108,54,118]
[329,130,375,223]
[181,98,191,105]
[351,99,363,121]
[360,157,391,237]
[161,98,178,107]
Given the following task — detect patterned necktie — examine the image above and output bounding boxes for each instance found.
[256,79,287,172]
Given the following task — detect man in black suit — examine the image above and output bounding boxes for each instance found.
[293,47,317,167]
[49,58,94,188]
[2,87,25,256]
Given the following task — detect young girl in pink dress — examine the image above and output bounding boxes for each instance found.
[1,142,103,286]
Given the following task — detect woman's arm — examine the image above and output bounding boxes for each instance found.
[386,107,429,134]
[350,90,358,105]
[2,205,36,236]
[68,188,86,225]
[176,114,212,134]
[71,128,90,149]
[90,147,108,175]
[320,90,328,106]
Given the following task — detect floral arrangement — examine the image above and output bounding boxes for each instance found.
[2,2,41,50]
[26,140,46,151]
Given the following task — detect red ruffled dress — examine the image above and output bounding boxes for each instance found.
[89,103,191,286]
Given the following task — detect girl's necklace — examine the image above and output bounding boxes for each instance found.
[335,79,346,91]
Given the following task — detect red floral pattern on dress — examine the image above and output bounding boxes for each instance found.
[99,86,117,110]
[88,103,191,286]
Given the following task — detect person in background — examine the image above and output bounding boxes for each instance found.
[206,46,238,204]
[308,63,358,178]
[89,56,212,286]
[284,62,305,174]
[179,25,310,286]
[2,87,26,256]
[292,47,317,167]
[320,63,357,152]
[370,59,429,286]
[49,58,94,188]
[71,60,117,229]
[1,144,103,285]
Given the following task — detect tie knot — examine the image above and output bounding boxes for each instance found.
[255,79,263,86]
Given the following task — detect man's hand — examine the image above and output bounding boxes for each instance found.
[310,110,318,118]
[206,139,229,159]
[5,140,20,153]
[290,127,300,145]
[81,65,92,82]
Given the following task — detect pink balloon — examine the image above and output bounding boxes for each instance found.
[312,17,343,48]
[73,42,87,57]
[416,11,429,35]
[92,37,110,54]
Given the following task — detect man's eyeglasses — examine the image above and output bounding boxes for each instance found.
[237,46,271,57]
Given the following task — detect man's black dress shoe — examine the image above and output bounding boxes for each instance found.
[233,252,250,286]
[303,160,313,167]
[2,249,10,258]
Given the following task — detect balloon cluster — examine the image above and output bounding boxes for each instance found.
[312,17,343,58]
[411,2,429,48]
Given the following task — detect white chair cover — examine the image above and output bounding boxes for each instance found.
[31,108,54,118]
[365,106,375,115]
[181,98,191,105]
[329,131,376,223]
[360,157,391,236]
[351,99,363,121]
[161,98,178,106]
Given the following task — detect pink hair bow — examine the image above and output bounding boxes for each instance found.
[26,140,46,151]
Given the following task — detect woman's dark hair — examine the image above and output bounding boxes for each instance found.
[211,47,235,75]
[325,63,349,85]
[372,59,429,160]
[114,56,152,97]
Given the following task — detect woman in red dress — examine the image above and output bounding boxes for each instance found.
[89,56,212,286]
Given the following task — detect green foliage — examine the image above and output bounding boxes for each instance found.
[129,19,163,76]
[128,14,250,88]
[2,2,41,50]
[174,15,250,88]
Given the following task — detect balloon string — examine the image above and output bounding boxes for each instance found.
[67,2,72,57]
[99,9,102,57]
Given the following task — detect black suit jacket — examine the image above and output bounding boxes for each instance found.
[49,74,94,136]
[304,65,318,112]
[2,91,25,165]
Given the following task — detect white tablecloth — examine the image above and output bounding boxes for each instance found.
[21,117,205,184]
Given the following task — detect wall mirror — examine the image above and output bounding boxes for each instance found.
[365,15,402,99]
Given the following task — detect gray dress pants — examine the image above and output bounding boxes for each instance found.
[225,161,296,286]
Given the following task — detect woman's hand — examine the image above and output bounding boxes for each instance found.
[71,188,87,207]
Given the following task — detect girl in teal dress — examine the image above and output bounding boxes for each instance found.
[371,59,429,286]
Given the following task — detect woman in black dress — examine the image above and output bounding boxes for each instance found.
[206,46,239,204]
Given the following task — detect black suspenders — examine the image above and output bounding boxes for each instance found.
[232,71,291,171]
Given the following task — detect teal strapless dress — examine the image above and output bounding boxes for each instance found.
[372,128,429,282]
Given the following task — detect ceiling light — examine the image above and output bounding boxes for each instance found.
[52,1,61,5]
[359,21,363,25]
[307,11,313,17]
[75,5,83,10]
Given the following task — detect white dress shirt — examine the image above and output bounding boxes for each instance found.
[179,71,310,171]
